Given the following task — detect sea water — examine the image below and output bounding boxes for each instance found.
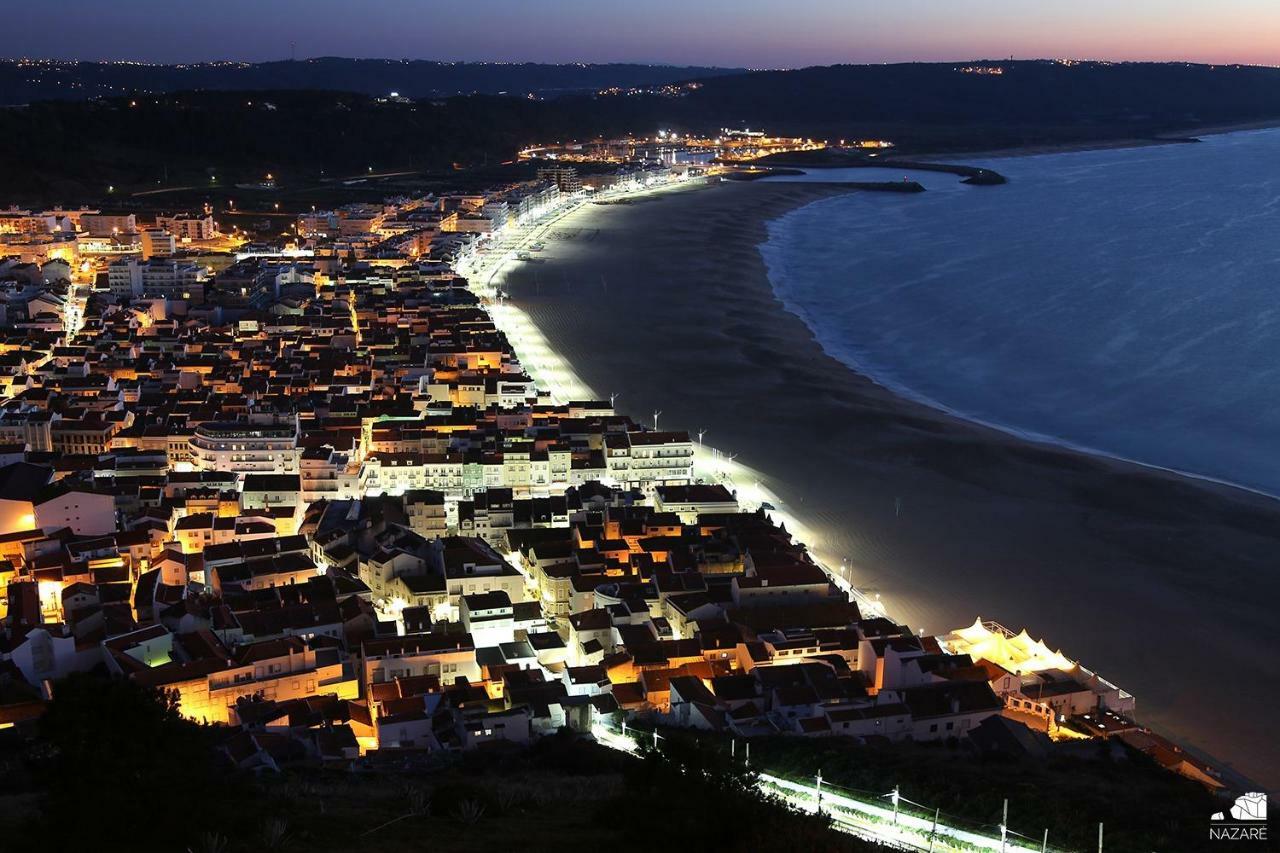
[761,129,1280,495]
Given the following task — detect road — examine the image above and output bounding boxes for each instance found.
[590,722,1066,853]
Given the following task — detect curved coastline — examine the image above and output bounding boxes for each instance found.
[495,179,1280,790]
[758,195,1280,507]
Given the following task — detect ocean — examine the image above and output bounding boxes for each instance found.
[761,129,1280,497]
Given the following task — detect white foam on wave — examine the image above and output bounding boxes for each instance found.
[758,132,1280,503]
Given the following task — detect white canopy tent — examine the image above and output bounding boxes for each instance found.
[945,618,1075,675]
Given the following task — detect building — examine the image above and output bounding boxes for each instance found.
[140,229,176,259]
[189,421,299,475]
[654,484,739,523]
[157,214,217,241]
[404,489,447,538]
[607,431,695,490]
[536,166,583,194]
[460,590,516,647]
[80,213,137,236]
[240,473,302,512]
[0,412,54,452]
[33,483,116,535]
[51,418,117,456]
[107,258,205,301]
[128,635,359,725]
[0,209,56,236]
[362,633,481,687]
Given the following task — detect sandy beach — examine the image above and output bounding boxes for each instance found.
[496,180,1280,789]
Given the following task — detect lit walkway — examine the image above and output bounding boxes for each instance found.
[590,722,1067,853]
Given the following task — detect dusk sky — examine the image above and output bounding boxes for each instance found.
[9,0,1280,68]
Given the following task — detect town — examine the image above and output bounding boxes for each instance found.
[517,128,889,167]
[0,149,1233,849]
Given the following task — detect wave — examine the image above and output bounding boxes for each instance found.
[757,198,1280,505]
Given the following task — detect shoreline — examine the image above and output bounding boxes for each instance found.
[751,118,1280,180]
[758,190,1280,509]
[489,179,1279,789]
[465,178,893,622]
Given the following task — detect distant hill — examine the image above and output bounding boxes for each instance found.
[0,89,614,200]
[0,57,744,104]
[666,60,1280,149]
[4,60,1280,202]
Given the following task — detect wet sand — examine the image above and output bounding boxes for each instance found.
[499,180,1280,788]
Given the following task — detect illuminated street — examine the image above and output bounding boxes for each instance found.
[591,721,1061,853]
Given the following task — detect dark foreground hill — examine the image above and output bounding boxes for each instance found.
[0,675,884,853]
[0,675,1228,852]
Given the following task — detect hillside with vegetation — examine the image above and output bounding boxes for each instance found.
[0,58,745,104]
[0,674,883,853]
[4,61,1280,202]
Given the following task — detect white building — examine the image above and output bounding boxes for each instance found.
[157,214,217,241]
[34,485,116,535]
[189,421,299,475]
[107,258,204,301]
[606,431,695,490]
[362,633,481,686]
[460,590,516,647]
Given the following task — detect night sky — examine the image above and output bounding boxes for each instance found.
[8,0,1280,67]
